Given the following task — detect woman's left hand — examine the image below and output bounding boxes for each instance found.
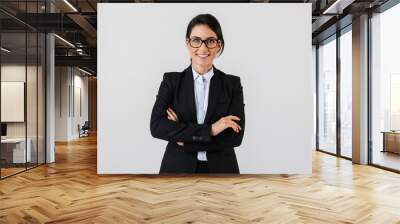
[166,107,184,146]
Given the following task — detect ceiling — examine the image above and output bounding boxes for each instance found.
[0,0,393,75]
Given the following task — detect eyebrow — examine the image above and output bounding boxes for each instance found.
[190,36,218,39]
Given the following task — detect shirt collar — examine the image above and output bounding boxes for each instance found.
[192,66,214,82]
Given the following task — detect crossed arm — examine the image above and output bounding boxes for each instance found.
[150,73,245,152]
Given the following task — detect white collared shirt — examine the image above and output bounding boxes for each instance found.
[192,66,214,161]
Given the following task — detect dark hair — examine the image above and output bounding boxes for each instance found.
[185,14,225,56]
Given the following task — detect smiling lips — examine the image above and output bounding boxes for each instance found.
[196,54,210,59]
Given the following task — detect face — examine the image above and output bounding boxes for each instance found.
[186,24,222,69]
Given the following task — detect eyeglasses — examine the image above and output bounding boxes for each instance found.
[187,37,220,49]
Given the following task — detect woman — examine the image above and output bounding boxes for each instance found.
[150,14,245,174]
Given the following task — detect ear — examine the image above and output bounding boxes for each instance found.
[217,41,223,55]
[186,40,191,50]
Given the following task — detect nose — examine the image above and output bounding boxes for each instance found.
[199,41,209,51]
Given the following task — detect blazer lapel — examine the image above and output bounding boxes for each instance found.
[204,67,222,124]
[183,66,198,123]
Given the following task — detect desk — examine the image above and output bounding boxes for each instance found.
[1,138,32,163]
[382,131,400,154]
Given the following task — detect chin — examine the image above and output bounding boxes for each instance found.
[194,60,212,67]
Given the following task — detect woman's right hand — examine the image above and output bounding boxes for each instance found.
[211,115,241,136]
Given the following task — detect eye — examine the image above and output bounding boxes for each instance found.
[206,38,217,45]
[191,38,201,44]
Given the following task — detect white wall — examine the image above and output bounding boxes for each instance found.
[312,45,317,150]
[98,3,313,174]
[72,72,89,138]
[55,67,89,141]
[55,67,69,141]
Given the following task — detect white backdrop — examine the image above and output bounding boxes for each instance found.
[98,3,313,174]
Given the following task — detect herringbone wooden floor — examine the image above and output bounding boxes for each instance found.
[1,134,400,224]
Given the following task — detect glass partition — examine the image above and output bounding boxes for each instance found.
[371,3,400,171]
[0,31,28,177]
[339,28,352,158]
[27,31,38,169]
[0,1,46,179]
[317,36,337,154]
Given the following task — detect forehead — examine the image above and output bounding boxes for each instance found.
[190,24,217,38]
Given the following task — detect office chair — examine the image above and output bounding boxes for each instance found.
[79,121,90,138]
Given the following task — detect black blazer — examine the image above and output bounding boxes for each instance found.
[150,65,245,174]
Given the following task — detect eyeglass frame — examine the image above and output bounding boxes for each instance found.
[186,37,221,49]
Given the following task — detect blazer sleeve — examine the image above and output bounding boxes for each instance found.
[150,73,213,143]
[183,76,245,152]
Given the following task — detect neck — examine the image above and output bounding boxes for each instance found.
[192,63,212,75]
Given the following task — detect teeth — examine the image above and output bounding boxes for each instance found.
[197,54,209,58]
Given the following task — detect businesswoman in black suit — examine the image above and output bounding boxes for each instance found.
[150,14,245,174]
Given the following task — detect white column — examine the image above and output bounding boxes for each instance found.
[45,0,56,163]
[352,14,369,164]
[46,33,55,163]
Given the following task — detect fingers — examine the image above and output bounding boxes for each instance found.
[225,119,241,133]
[169,108,178,119]
[166,108,178,121]
[220,117,241,133]
[167,107,178,121]
[166,110,174,121]
[225,115,241,121]
[224,115,241,132]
